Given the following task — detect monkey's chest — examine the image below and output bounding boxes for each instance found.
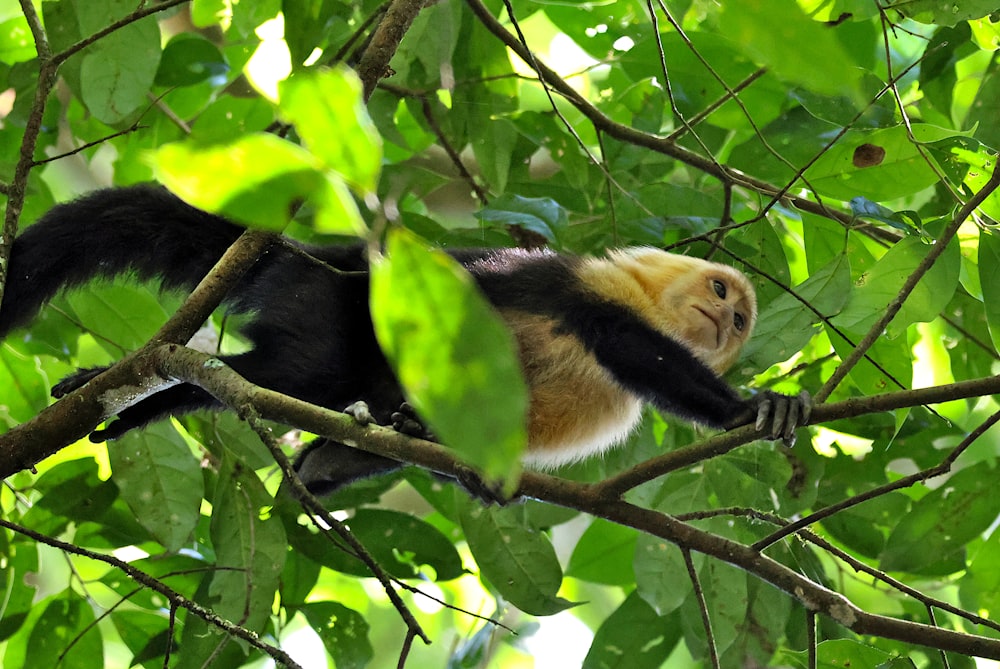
[505,312,643,468]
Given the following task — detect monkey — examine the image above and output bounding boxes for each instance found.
[0,185,810,495]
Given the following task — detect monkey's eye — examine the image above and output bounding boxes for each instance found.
[734,312,746,332]
[712,280,726,299]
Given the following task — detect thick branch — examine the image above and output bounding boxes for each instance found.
[595,374,1000,497]
[135,347,1000,660]
[5,341,997,657]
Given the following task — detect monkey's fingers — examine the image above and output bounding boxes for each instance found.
[391,402,436,440]
[780,401,799,446]
[778,391,813,446]
[769,398,790,440]
[798,390,813,424]
[753,390,813,447]
[755,397,773,432]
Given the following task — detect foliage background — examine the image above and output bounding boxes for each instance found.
[0,0,1000,667]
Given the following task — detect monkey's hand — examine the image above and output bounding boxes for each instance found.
[748,390,812,447]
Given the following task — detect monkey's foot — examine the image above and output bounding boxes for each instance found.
[391,402,436,441]
[342,400,376,426]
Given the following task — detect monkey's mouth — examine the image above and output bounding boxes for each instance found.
[692,307,722,348]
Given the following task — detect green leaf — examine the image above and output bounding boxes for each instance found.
[110,423,204,552]
[706,447,793,510]
[155,33,229,87]
[153,133,363,232]
[15,592,102,669]
[566,518,639,586]
[960,527,1000,618]
[206,455,286,630]
[679,560,747,657]
[806,125,967,201]
[191,0,230,28]
[0,529,39,641]
[978,230,1000,355]
[582,591,680,669]
[849,197,928,238]
[0,344,59,425]
[75,1,162,124]
[471,117,517,194]
[0,15,34,64]
[832,236,960,338]
[30,458,118,531]
[742,254,851,369]
[111,612,172,666]
[828,323,913,397]
[301,602,374,669]
[63,283,171,352]
[919,23,976,118]
[880,463,998,574]
[620,32,786,131]
[720,0,862,101]
[948,140,1000,222]
[335,509,465,580]
[278,67,382,192]
[190,96,276,145]
[820,492,911,560]
[778,639,895,668]
[475,194,569,241]
[895,0,999,25]
[370,229,528,487]
[634,533,693,616]
[459,502,575,616]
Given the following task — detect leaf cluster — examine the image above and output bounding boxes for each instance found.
[0,1,999,668]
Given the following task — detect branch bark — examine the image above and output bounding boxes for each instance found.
[30,343,1000,661]
[357,0,427,100]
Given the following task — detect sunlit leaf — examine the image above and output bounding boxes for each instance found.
[278,67,382,192]
[370,229,528,487]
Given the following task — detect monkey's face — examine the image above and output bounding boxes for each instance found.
[659,265,756,373]
[584,248,758,374]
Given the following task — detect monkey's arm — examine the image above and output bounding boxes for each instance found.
[565,302,810,442]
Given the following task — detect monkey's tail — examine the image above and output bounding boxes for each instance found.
[0,184,248,337]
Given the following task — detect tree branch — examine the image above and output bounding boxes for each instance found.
[816,159,1000,402]
[0,517,304,669]
[30,343,997,660]
[463,0,857,228]
[595,374,1000,497]
[357,0,428,100]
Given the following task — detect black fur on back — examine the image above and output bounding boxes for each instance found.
[0,185,765,492]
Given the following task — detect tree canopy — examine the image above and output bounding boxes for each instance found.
[1,1,1000,667]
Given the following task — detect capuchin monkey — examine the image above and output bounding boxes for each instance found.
[0,185,810,495]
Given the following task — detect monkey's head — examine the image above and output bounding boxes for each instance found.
[609,248,757,374]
